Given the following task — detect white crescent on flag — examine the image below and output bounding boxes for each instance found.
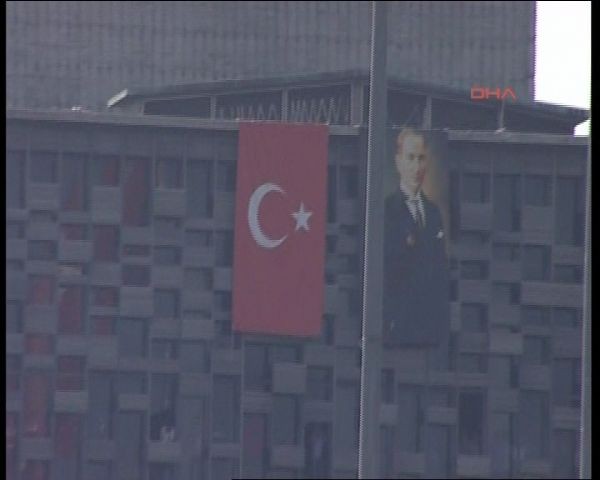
[247,182,288,249]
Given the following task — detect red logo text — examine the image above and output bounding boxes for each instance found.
[471,87,517,101]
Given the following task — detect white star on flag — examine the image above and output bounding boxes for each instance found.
[291,202,313,231]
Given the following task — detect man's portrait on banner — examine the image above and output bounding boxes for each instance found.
[383,128,451,347]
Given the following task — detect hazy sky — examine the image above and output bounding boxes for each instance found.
[535,1,591,135]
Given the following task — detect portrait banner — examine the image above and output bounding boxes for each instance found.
[382,128,451,347]
[232,122,328,337]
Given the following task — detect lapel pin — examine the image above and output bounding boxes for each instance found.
[437,230,444,239]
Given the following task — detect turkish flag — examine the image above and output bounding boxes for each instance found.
[233,122,328,337]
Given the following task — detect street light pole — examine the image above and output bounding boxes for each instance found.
[358,1,388,478]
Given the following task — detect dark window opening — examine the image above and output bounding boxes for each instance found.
[155,157,183,189]
[30,151,57,183]
[458,390,485,455]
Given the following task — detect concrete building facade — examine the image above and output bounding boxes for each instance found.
[6,1,536,111]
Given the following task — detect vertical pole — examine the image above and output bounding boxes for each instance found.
[579,132,591,479]
[358,1,388,478]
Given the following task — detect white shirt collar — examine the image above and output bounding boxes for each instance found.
[399,181,422,203]
[399,182,426,224]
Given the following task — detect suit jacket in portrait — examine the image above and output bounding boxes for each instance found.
[383,188,451,347]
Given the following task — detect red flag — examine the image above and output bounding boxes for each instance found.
[233,123,328,337]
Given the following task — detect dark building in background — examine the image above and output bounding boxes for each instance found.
[6,70,588,479]
[6,1,536,111]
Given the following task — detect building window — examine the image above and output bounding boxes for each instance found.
[92,287,118,307]
[489,355,518,389]
[61,224,88,240]
[215,230,233,267]
[150,339,178,360]
[522,245,551,281]
[554,264,582,284]
[334,382,360,452]
[117,372,147,395]
[216,161,236,192]
[6,355,21,393]
[122,265,150,286]
[186,160,213,218]
[519,392,549,460]
[93,225,119,262]
[396,384,423,452]
[492,282,520,305]
[29,210,57,223]
[553,308,579,328]
[91,316,114,335]
[27,240,57,261]
[155,289,180,318]
[462,173,490,203]
[154,246,181,265]
[523,336,550,365]
[180,342,210,373]
[271,344,301,363]
[521,306,551,327]
[61,153,88,211]
[493,174,521,232]
[212,375,240,443]
[553,359,581,408]
[458,390,485,455]
[243,414,268,479]
[185,229,213,248]
[149,464,178,480]
[24,371,51,437]
[87,462,113,480]
[554,430,578,478]
[116,412,145,480]
[555,176,584,246]
[118,318,147,358]
[460,260,488,280]
[154,216,181,238]
[244,343,271,392]
[150,374,178,442]
[458,354,488,373]
[492,243,520,261]
[322,315,335,345]
[122,156,151,226]
[6,300,23,333]
[7,150,25,208]
[381,368,395,403]
[524,175,552,206]
[30,151,57,183]
[211,459,239,480]
[155,157,183,189]
[461,303,488,332]
[307,367,333,401]
[123,244,150,257]
[339,166,358,199]
[58,285,85,333]
[92,154,119,186]
[88,372,114,439]
[23,461,50,480]
[57,356,85,391]
[490,412,517,477]
[28,275,54,305]
[55,414,82,474]
[6,413,18,479]
[272,395,300,445]
[184,268,213,291]
[25,334,54,354]
[214,291,232,312]
[305,422,331,478]
[327,165,337,223]
[7,221,25,239]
